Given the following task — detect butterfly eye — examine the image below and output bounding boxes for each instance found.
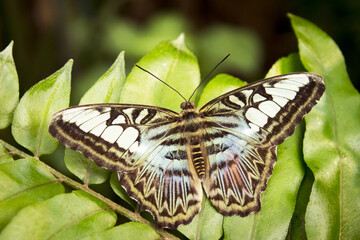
[180,101,195,110]
[180,102,186,109]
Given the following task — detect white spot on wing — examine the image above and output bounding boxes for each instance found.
[272,96,288,107]
[249,123,260,131]
[129,141,139,153]
[117,127,139,149]
[229,95,245,107]
[265,87,296,100]
[61,108,84,122]
[283,79,305,87]
[274,81,299,91]
[135,109,148,124]
[242,90,253,98]
[112,115,126,124]
[245,108,268,127]
[259,101,281,117]
[123,108,133,116]
[101,125,124,143]
[253,93,267,103]
[79,115,105,132]
[69,109,100,124]
[79,111,110,131]
[287,74,309,84]
[90,122,107,136]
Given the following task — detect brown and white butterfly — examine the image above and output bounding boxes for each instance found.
[49,72,325,228]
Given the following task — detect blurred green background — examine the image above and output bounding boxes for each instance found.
[0,0,359,104]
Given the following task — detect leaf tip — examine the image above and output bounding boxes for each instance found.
[119,50,125,57]
[288,13,305,25]
[6,41,14,50]
[114,51,125,64]
[65,59,74,67]
[62,59,74,75]
[287,13,295,18]
[171,33,186,49]
[1,41,14,55]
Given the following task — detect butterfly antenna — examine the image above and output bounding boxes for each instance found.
[134,64,187,102]
[187,53,230,101]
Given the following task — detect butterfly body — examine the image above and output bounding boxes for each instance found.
[49,72,325,228]
[178,105,208,178]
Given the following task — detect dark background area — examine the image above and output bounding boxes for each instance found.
[1,0,359,101]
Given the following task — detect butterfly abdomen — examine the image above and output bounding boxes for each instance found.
[180,108,207,179]
[190,137,206,178]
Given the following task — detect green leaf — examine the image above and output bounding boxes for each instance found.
[0,158,64,231]
[0,190,116,240]
[288,167,314,240]
[79,51,126,104]
[64,53,126,185]
[178,195,223,240]
[81,222,160,240]
[265,53,305,78]
[64,148,110,185]
[290,14,360,240]
[120,33,200,112]
[11,61,72,156]
[248,125,304,240]
[110,172,136,208]
[0,143,13,165]
[223,55,306,240]
[0,41,19,129]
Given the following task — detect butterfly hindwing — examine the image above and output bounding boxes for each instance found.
[118,136,203,228]
[202,127,277,216]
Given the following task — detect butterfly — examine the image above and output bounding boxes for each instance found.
[49,71,325,229]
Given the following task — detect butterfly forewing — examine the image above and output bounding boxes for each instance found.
[49,72,325,229]
[49,104,179,171]
[201,73,325,147]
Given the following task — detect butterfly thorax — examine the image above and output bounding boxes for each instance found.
[179,104,208,179]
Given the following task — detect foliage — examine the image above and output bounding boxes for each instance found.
[0,14,359,240]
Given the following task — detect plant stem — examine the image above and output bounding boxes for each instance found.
[0,139,179,240]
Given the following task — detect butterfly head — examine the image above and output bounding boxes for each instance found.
[180,101,196,110]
